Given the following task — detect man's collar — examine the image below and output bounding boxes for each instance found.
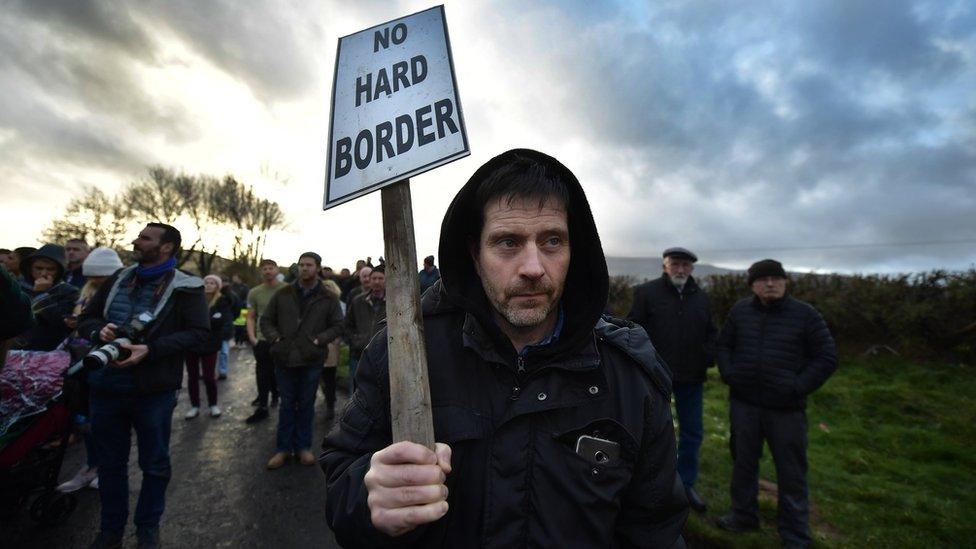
[518,305,565,357]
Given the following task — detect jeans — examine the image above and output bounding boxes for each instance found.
[673,382,705,488]
[90,389,178,535]
[729,398,810,546]
[274,365,322,453]
[252,340,278,408]
[185,352,218,407]
[217,339,230,376]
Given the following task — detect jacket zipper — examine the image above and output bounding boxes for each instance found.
[511,356,525,400]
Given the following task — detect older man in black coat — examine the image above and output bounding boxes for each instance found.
[716,259,837,548]
[628,247,716,514]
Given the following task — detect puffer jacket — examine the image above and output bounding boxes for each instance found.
[716,295,838,410]
[320,148,687,548]
[260,280,344,368]
[628,275,716,384]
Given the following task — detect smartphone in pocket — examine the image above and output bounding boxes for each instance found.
[575,435,621,466]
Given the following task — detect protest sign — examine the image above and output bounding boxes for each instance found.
[324,5,469,209]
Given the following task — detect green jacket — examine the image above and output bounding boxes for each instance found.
[261,280,344,368]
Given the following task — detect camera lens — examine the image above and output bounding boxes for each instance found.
[594,451,608,463]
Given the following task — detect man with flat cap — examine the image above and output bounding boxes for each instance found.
[715,259,837,548]
[628,246,716,513]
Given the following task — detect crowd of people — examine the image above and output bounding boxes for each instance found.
[0,229,439,548]
[0,148,839,549]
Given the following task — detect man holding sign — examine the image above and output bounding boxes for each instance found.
[321,149,688,547]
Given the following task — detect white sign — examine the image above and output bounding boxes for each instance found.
[324,5,469,209]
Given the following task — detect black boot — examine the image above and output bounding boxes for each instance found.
[716,514,759,533]
[245,407,269,424]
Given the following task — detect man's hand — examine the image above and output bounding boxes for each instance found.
[114,343,149,368]
[34,275,54,292]
[99,323,118,342]
[365,441,452,538]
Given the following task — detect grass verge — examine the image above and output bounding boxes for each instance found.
[685,356,976,547]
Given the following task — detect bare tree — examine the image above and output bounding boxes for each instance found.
[42,187,131,249]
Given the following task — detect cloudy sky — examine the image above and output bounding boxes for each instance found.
[1,0,974,274]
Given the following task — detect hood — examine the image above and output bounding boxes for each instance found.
[437,148,609,361]
[23,244,67,284]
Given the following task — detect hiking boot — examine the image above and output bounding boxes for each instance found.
[58,465,97,493]
[184,407,199,420]
[685,486,707,514]
[716,514,759,533]
[217,373,227,380]
[267,452,288,470]
[245,407,269,424]
[88,530,123,549]
[136,526,160,549]
[250,397,261,407]
[298,450,316,466]
[209,405,221,418]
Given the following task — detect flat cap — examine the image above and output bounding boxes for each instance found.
[662,247,698,263]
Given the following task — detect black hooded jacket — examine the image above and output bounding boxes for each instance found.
[320,149,687,548]
[15,244,79,351]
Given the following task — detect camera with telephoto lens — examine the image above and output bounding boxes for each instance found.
[81,312,155,371]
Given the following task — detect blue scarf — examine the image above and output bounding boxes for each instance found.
[135,257,177,279]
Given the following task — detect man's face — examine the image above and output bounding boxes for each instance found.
[751,276,787,302]
[132,226,170,264]
[261,264,279,281]
[370,271,386,293]
[473,195,570,329]
[0,252,12,272]
[31,258,58,282]
[359,268,372,285]
[663,256,694,285]
[65,241,89,265]
[298,257,319,282]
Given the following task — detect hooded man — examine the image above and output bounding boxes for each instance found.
[14,244,79,351]
[321,149,688,548]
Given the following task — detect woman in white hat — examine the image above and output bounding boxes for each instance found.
[58,247,124,493]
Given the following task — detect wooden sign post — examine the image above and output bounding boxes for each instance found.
[323,7,468,446]
[380,180,435,448]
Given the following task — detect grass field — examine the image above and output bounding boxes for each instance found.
[685,357,976,547]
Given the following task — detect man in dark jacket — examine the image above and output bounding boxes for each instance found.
[628,246,716,513]
[715,259,837,548]
[343,264,386,391]
[64,238,91,289]
[78,223,209,549]
[320,149,687,548]
[14,244,79,351]
[261,252,344,470]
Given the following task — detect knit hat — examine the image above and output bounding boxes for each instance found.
[371,263,385,274]
[747,259,787,285]
[82,247,123,276]
[203,274,223,288]
[300,251,322,266]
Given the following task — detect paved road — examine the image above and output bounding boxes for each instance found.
[10,346,346,548]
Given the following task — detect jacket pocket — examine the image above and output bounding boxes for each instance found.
[551,418,638,488]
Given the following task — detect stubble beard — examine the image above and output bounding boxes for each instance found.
[482,278,558,329]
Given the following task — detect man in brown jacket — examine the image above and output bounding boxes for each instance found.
[261,252,343,469]
[343,264,386,390]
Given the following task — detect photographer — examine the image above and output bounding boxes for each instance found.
[77,223,209,549]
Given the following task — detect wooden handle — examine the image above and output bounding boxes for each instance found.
[380,180,436,449]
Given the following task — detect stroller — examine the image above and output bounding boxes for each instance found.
[0,346,80,526]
